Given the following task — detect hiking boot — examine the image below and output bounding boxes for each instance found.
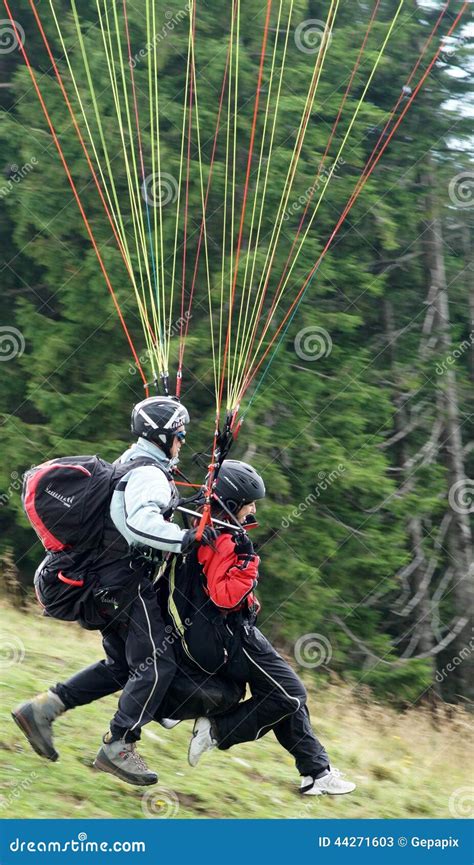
[188,717,217,767]
[12,690,66,761]
[93,734,158,786]
[300,767,356,795]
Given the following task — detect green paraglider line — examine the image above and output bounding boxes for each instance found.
[12,0,467,418]
[122,0,160,354]
[241,264,322,420]
[237,0,466,411]
[3,0,149,393]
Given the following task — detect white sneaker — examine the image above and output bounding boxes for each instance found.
[300,767,356,795]
[159,718,181,730]
[188,717,217,767]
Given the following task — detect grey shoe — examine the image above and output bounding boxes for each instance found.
[188,717,217,767]
[93,734,158,786]
[12,690,66,761]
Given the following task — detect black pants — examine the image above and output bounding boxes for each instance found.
[214,624,330,778]
[53,567,177,742]
[160,654,244,721]
[54,627,241,727]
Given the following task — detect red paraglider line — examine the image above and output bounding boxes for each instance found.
[5,0,149,392]
[346,0,451,204]
[122,0,160,347]
[28,1,130,279]
[196,0,272,542]
[177,0,237,393]
[217,0,273,417]
[177,0,196,398]
[238,0,466,402]
[240,0,382,388]
[29,0,158,353]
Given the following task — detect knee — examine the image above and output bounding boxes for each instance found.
[280,679,307,714]
[104,658,129,685]
[296,680,308,707]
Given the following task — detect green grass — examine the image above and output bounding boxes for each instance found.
[1,603,472,819]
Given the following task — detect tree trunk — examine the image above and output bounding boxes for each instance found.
[383,299,438,689]
[422,157,474,705]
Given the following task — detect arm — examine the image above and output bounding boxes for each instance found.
[121,465,186,553]
[198,533,260,610]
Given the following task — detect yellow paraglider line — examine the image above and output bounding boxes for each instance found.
[228,0,339,409]
[235,0,405,402]
[20,0,467,414]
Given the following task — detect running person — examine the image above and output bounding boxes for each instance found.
[12,396,215,786]
[175,460,356,796]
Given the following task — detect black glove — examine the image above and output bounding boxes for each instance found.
[233,530,254,556]
[181,525,218,554]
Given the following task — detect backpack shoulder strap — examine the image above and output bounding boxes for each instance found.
[112,456,173,492]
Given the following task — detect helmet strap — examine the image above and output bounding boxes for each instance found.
[212,491,243,530]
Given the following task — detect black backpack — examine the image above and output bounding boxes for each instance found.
[161,553,232,675]
[22,454,165,554]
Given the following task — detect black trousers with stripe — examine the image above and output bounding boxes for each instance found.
[214,624,330,778]
[51,558,243,737]
[53,563,177,743]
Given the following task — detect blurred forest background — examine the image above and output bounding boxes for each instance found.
[0,0,473,716]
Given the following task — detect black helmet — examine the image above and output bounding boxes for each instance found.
[213,460,265,513]
[131,396,189,456]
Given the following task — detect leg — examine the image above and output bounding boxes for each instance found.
[109,580,177,742]
[158,655,244,721]
[215,627,330,775]
[215,626,303,744]
[52,627,129,709]
[93,581,179,786]
[11,617,129,761]
[273,703,329,778]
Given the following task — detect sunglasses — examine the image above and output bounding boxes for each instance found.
[174,430,186,442]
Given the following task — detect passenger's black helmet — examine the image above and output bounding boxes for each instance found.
[213,460,265,513]
[131,396,189,456]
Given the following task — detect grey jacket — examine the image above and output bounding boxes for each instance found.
[109,438,186,554]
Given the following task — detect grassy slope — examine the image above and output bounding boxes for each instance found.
[1,603,472,820]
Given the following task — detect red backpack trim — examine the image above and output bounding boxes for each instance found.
[24,462,92,552]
